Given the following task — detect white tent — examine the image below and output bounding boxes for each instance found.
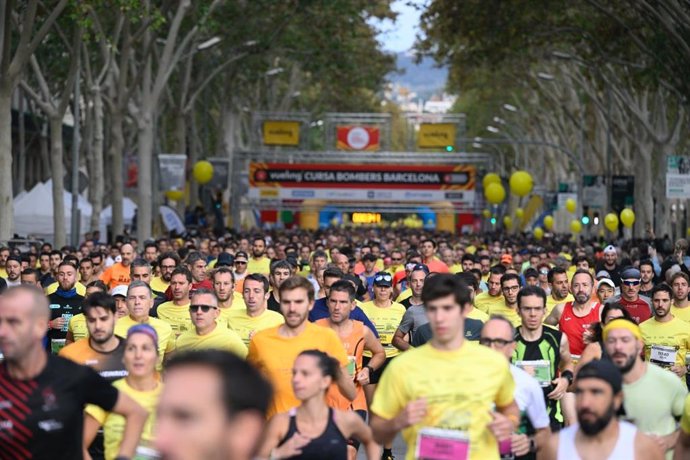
[99,198,137,238]
[13,180,92,243]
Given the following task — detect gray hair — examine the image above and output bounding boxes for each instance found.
[190,288,218,306]
[127,280,153,298]
[483,315,516,339]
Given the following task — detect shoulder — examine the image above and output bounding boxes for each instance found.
[252,325,281,341]
[647,363,686,387]
[391,302,407,313]
[59,338,88,357]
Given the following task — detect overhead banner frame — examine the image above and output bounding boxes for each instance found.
[404,113,466,152]
[251,111,311,150]
[323,113,391,152]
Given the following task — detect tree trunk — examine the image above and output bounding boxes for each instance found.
[109,109,125,238]
[633,144,653,240]
[0,84,13,240]
[49,116,66,247]
[137,109,154,241]
[16,87,26,194]
[89,87,105,231]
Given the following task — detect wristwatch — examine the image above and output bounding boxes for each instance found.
[561,370,574,385]
[365,365,375,375]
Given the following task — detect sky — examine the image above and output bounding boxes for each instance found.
[373,0,424,53]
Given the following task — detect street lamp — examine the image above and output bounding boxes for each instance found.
[537,72,555,81]
[502,103,518,112]
[486,125,500,134]
[197,36,221,50]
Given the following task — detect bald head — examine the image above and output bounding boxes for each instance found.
[480,317,516,361]
[3,285,50,321]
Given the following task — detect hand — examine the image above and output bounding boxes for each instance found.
[271,432,311,459]
[487,411,515,441]
[547,377,569,400]
[356,367,370,385]
[394,398,427,430]
[51,318,66,330]
[511,434,530,456]
[671,364,687,378]
[248,330,257,341]
[648,433,673,452]
[582,326,594,345]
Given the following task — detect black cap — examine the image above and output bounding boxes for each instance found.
[234,251,248,261]
[524,267,539,278]
[362,253,378,263]
[216,253,234,267]
[576,359,622,394]
[373,272,393,287]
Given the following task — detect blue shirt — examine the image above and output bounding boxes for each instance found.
[309,298,379,338]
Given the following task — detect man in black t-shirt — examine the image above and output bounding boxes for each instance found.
[47,261,85,353]
[0,285,147,459]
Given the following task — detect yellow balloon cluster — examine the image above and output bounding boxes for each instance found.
[509,171,533,197]
[485,182,506,205]
[515,208,524,219]
[570,220,582,234]
[605,213,619,232]
[503,216,513,229]
[482,173,501,189]
[565,198,576,213]
[534,227,544,240]
[543,215,554,231]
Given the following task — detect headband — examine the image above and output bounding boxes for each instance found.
[127,323,159,350]
[602,318,641,341]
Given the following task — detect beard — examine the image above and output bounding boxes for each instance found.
[578,402,616,436]
[612,352,637,374]
[575,293,589,304]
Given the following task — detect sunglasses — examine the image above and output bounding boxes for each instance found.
[190,304,217,313]
[622,280,640,287]
[374,273,393,283]
[235,261,247,265]
[479,338,514,347]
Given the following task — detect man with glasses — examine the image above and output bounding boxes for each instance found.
[233,251,249,294]
[514,285,574,432]
[606,267,653,324]
[486,273,522,327]
[176,288,247,357]
[307,267,378,336]
[480,316,551,459]
[151,252,179,295]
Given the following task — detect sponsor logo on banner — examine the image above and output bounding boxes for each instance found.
[262,121,300,146]
[336,126,380,151]
[260,189,279,197]
[417,123,456,149]
[291,190,315,198]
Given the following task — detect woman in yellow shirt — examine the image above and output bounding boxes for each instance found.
[83,324,163,460]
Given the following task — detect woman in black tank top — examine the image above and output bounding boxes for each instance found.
[257,350,380,460]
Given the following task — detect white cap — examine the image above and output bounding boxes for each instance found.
[111,285,128,297]
[597,278,615,290]
[603,245,617,254]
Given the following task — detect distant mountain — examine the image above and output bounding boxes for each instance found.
[387,52,448,98]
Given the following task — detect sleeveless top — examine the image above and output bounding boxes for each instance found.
[316,319,367,411]
[278,408,348,460]
[559,302,601,357]
[557,421,637,459]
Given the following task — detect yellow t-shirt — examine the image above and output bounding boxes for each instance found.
[175,324,248,358]
[0,268,6,278]
[157,301,192,337]
[114,315,175,370]
[247,256,271,275]
[486,303,522,328]
[395,289,413,303]
[359,301,406,358]
[371,342,516,460]
[150,276,169,294]
[640,316,690,370]
[681,394,690,434]
[449,263,463,274]
[216,297,248,326]
[67,313,89,342]
[466,307,489,322]
[247,322,348,418]
[672,305,690,324]
[226,308,284,345]
[45,281,87,296]
[474,292,505,314]
[545,293,574,318]
[85,378,162,460]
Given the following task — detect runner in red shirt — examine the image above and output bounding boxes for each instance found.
[606,267,652,324]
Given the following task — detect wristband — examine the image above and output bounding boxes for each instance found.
[561,370,574,385]
[365,365,375,375]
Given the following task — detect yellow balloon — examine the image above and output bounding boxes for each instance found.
[570,220,582,234]
[485,182,506,205]
[565,198,577,213]
[515,208,524,219]
[509,170,533,197]
[503,216,513,229]
[193,160,214,184]
[543,215,554,231]
[482,209,491,219]
[482,173,501,189]
[604,213,619,232]
[165,189,184,201]
[534,227,544,240]
[620,208,635,228]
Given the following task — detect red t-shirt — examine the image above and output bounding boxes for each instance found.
[618,297,652,324]
[559,301,601,356]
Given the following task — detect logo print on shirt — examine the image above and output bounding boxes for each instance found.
[38,419,63,431]
[41,387,58,411]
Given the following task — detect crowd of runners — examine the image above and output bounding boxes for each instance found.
[2,228,690,459]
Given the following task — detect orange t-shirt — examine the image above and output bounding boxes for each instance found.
[247,322,348,418]
[100,263,131,289]
[316,319,367,412]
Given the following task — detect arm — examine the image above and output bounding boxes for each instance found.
[391,328,409,351]
[489,400,520,441]
[370,399,427,445]
[548,334,573,398]
[637,431,666,460]
[337,365,357,401]
[109,391,149,458]
[574,343,602,376]
[341,410,380,459]
[82,413,102,460]
[537,433,559,460]
[357,327,386,386]
[675,431,690,460]
[544,303,564,326]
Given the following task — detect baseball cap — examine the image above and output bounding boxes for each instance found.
[234,251,248,261]
[410,263,430,275]
[597,278,615,290]
[620,267,641,280]
[500,254,513,264]
[216,253,234,267]
[373,272,393,287]
[595,270,611,280]
[603,245,617,254]
[524,267,539,279]
[576,359,622,394]
[111,285,128,298]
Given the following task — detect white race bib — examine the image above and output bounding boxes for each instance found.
[650,345,677,367]
[515,360,552,387]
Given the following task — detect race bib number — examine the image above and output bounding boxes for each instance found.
[61,313,73,332]
[515,360,552,387]
[416,427,469,460]
[650,345,677,367]
[134,445,161,459]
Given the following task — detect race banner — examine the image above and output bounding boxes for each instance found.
[336,126,380,151]
[249,162,476,203]
[158,154,187,191]
[262,120,301,146]
[417,123,456,149]
[667,155,690,198]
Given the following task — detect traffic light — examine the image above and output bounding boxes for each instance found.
[581,216,590,225]
[490,217,497,225]
[445,145,454,152]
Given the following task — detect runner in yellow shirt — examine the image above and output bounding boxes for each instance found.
[671,272,690,323]
[486,273,522,327]
[640,284,690,377]
[211,266,246,325]
[247,236,271,275]
[176,288,247,358]
[84,324,163,460]
[157,267,192,337]
[474,267,505,313]
[370,274,518,460]
[150,252,179,295]
[228,273,283,345]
